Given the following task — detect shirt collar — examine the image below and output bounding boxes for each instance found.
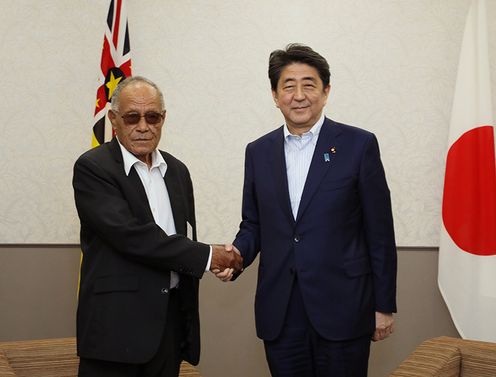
[117,138,167,177]
[283,113,325,140]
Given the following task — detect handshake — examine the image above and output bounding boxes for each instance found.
[210,244,243,282]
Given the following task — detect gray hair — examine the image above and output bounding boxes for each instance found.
[110,76,165,112]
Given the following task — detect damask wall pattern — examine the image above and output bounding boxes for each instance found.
[0,0,494,246]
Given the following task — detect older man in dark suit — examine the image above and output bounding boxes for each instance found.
[73,76,242,377]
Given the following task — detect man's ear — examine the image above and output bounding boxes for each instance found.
[324,84,331,99]
[272,90,280,109]
[107,109,117,130]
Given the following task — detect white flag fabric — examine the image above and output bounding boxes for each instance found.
[438,0,496,342]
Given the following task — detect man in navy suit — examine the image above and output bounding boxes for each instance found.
[224,44,397,376]
[73,76,242,377]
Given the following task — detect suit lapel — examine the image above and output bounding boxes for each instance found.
[296,118,341,223]
[109,138,154,219]
[163,154,187,236]
[271,127,295,225]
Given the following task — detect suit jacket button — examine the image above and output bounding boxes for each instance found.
[161,288,168,294]
[294,235,300,242]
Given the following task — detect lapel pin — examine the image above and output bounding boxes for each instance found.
[323,153,330,162]
[330,146,337,154]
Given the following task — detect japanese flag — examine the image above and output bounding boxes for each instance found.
[438,0,496,342]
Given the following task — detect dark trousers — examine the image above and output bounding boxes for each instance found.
[78,289,182,377]
[264,280,371,377]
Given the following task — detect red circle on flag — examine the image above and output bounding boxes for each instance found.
[442,126,496,255]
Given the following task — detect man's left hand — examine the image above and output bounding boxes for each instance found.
[372,312,394,341]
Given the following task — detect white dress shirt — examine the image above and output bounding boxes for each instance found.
[283,113,325,220]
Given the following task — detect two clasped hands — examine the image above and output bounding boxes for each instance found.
[210,244,243,282]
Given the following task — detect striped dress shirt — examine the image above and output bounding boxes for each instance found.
[283,113,325,220]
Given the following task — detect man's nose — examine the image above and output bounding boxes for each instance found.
[294,85,305,100]
[135,117,149,131]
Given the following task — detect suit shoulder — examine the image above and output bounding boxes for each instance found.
[247,126,283,149]
[75,142,113,166]
[160,150,190,173]
[331,120,375,140]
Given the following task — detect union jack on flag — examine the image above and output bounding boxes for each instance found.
[92,0,132,147]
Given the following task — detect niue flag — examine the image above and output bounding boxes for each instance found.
[92,0,132,147]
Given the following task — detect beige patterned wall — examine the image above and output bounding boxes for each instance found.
[0,0,494,246]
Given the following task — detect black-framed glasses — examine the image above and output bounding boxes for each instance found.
[116,111,165,125]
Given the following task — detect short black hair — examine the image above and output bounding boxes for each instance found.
[268,43,330,91]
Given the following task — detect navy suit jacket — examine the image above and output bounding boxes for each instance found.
[233,118,397,341]
[73,138,210,365]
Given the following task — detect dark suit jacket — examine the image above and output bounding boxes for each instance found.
[233,118,397,341]
[73,138,210,365]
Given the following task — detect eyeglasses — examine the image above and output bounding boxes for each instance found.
[115,111,165,125]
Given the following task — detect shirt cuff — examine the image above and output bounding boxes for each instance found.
[205,245,212,272]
